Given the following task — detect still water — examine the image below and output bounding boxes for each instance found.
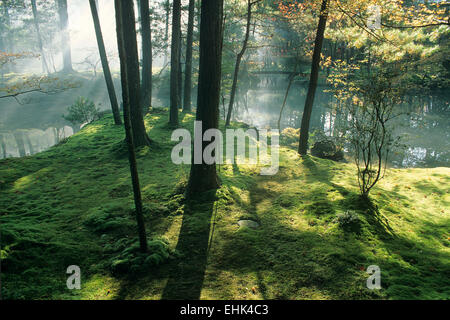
[1,80,448,168]
[234,84,449,168]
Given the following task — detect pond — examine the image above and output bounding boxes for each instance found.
[233,84,449,168]
[1,78,448,169]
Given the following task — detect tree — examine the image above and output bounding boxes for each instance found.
[186,0,224,195]
[0,52,81,101]
[183,0,195,112]
[163,0,170,67]
[139,0,152,111]
[89,0,121,125]
[31,0,50,74]
[114,0,147,253]
[115,0,151,147]
[346,73,402,199]
[1,1,14,53]
[225,0,257,127]
[278,61,298,130]
[298,0,329,155]
[169,0,181,127]
[56,0,73,72]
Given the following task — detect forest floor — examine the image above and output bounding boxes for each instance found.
[1,111,449,300]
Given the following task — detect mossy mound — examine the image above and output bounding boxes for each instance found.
[106,238,174,276]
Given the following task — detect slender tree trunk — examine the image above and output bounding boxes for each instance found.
[183,0,195,112]
[278,63,298,130]
[2,4,13,73]
[31,0,50,74]
[186,0,224,195]
[115,0,148,253]
[298,0,328,155]
[178,34,183,108]
[116,0,151,147]
[3,4,13,53]
[57,0,73,72]
[163,0,170,66]
[225,0,253,127]
[169,0,181,126]
[139,0,152,111]
[89,0,122,125]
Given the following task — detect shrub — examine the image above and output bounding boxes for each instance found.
[106,238,174,275]
[334,211,360,227]
[63,97,100,127]
[343,71,403,198]
[280,127,300,148]
[311,139,344,161]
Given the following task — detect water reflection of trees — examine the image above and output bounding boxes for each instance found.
[0,126,73,159]
[234,82,448,168]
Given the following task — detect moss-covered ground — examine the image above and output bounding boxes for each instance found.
[1,111,449,300]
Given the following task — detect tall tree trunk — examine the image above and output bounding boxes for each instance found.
[3,4,13,53]
[298,0,328,155]
[169,0,181,126]
[31,0,50,74]
[89,0,122,125]
[278,63,298,130]
[178,34,183,108]
[225,0,253,127]
[115,0,151,147]
[139,0,152,111]
[163,0,170,66]
[115,0,148,253]
[183,0,195,112]
[57,0,73,72]
[186,0,224,195]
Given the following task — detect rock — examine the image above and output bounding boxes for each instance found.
[311,140,344,161]
[238,220,260,229]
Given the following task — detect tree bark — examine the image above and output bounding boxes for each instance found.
[178,34,183,108]
[278,63,298,130]
[183,0,195,112]
[298,0,328,155]
[163,0,170,66]
[225,0,253,127]
[169,0,181,126]
[2,4,13,53]
[114,0,148,253]
[89,0,122,125]
[139,0,152,111]
[31,0,50,74]
[116,0,151,147]
[187,0,224,195]
[57,0,73,72]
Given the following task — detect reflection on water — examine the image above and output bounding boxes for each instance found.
[233,85,449,168]
[1,80,448,169]
[0,126,74,159]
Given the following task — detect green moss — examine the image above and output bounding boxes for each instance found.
[1,112,449,300]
